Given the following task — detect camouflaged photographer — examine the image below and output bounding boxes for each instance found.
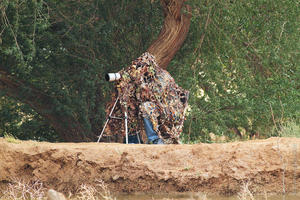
[103,52,189,144]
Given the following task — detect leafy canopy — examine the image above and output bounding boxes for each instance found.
[0,0,299,142]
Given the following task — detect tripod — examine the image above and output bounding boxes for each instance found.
[97,96,141,144]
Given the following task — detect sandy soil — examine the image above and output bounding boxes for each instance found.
[0,137,300,196]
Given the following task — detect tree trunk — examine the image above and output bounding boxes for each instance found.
[0,73,92,142]
[147,0,192,69]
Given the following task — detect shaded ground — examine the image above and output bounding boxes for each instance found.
[0,137,300,196]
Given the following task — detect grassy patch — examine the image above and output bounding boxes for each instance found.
[278,121,300,138]
[4,134,21,144]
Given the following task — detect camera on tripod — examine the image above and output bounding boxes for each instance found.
[98,71,136,144]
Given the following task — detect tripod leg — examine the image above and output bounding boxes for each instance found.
[97,96,120,143]
[136,132,141,144]
[97,118,110,143]
[124,111,128,144]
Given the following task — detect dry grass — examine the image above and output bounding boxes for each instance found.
[0,179,116,200]
[0,179,46,200]
[237,181,270,200]
[75,179,116,200]
[237,182,255,200]
[1,178,294,200]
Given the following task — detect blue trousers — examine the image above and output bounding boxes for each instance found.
[143,118,160,142]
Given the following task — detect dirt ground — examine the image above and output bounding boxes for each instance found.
[0,137,300,196]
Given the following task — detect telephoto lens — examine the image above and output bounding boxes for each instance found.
[105,73,121,82]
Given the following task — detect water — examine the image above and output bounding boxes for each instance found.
[115,192,300,200]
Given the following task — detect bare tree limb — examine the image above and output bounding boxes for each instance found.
[147,0,192,69]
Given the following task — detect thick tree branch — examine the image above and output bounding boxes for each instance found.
[147,0,192,69]
[0,71,92,142]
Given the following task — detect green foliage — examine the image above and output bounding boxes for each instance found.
[0,0,299,142]
[0,0,163,141]
[3,133,20,144]
[276,120,300,138]
[173,0,300,142]
[0,97,58,141]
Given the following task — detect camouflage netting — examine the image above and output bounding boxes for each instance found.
[103,52,189,144]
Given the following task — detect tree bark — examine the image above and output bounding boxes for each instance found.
[147,0,192,69]
[0,72,92,142]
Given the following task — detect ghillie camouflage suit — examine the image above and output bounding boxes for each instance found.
[104,52,189,144]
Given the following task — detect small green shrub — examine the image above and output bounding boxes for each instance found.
[4,134,21,144]
[278,121,300,138]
